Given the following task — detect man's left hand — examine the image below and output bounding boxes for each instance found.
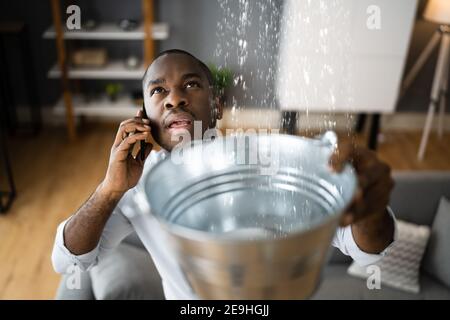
[329,142,395,227]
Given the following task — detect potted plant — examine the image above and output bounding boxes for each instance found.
[208,64,233,106]
[105,83,123,102]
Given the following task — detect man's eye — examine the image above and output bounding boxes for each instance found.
[185,81,201,89]
[150,87,165,96]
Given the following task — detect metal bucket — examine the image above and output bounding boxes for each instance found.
[139,132,356,299]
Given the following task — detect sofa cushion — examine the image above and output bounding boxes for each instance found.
[312,265,450,300]
[347,220,430,294]
[423,197,450,288]
[89,243,165,300]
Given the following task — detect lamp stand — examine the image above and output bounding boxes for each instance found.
[402,26,450,161]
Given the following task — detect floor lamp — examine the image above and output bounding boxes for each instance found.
[402,0,450,161]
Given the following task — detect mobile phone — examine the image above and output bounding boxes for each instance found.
[140,104,148,161]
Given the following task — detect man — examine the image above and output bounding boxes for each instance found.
[52,49,396,299]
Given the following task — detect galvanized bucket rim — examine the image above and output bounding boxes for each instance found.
[143,133,356,244]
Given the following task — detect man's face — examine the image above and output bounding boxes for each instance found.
[143,53,218,151]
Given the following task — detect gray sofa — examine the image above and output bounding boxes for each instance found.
[55,171,450,300]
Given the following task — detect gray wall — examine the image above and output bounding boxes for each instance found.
[0,0,447,113]
[158,0,283,109]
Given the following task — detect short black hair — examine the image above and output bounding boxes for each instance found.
[142,49,214,91]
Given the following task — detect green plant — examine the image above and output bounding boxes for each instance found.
[208,64,233,97]
[105,83,123,101]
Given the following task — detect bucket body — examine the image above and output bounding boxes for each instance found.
[140,133,356,299]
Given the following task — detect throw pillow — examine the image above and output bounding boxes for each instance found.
[347,220,430,294]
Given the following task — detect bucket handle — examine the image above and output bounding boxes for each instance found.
[317,131,338,164]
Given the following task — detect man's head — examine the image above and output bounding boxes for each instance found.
[142,49,223,151]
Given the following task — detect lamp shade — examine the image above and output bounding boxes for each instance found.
[424,0,450,25]
[275,0,417,113]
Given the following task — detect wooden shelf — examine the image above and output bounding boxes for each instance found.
[48,61,145,79]
[53,95,139,118]
[48,0,158,139]
[42,22,169,40]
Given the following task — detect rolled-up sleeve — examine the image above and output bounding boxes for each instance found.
[51,206,134,274]
[332,207,397,266]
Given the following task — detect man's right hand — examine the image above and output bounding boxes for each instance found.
[62,110,153,255]
[101,110,153,199]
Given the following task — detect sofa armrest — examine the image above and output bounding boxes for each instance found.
[389,171,450,226]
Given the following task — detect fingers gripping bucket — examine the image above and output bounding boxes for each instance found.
[139,132,356,299]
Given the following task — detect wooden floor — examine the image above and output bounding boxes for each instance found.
[0,123,449,299]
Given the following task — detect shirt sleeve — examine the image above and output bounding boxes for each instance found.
[331,207,397,266]
[51,205,134,274]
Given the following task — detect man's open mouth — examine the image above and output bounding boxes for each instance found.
[165,113,194,131]
[168,119,192,129]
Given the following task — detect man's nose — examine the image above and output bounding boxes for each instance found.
[164,89,188,110]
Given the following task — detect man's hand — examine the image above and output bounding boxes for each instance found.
[63,110,153,256]
[101,109,153,199]
[329,142,395,253]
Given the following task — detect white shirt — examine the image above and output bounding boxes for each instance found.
[51,149,396,300]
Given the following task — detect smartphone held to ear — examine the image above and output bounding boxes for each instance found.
[140,104,149,161]
[129,104,150,161]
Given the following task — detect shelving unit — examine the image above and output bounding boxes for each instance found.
[53,94,138,118]
[47,61,146,80]
[43,22,169,40]
[45,0,167,140]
